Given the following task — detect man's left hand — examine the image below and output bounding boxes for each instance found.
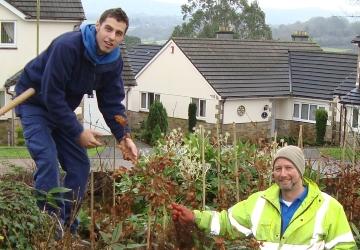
[118,137,138,162]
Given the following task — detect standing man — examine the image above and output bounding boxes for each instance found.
[15,8,137,235]
[170,146,356,249]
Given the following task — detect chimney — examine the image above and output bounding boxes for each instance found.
[216,25,234,39]
[351,35,360,88]
[291,31,309,42]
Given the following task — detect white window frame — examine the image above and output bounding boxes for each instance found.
[0,21,16,48]
[191,97,206,118]
[293,102,325,123]
[140,92,160,111]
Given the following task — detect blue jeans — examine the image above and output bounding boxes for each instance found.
[19,104,89,233]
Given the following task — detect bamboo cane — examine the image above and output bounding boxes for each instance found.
[233,123,240,202]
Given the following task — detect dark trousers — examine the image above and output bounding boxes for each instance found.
[19,104,90,232]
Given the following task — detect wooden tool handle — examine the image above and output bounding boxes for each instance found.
[0,88,36,116]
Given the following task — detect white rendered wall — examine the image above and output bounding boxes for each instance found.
[128,40,220,124]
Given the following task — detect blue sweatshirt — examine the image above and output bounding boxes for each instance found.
[15,28,129,141]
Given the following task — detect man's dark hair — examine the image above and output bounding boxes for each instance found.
[99,8,129,33]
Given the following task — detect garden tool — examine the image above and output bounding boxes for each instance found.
[0,88,35,116]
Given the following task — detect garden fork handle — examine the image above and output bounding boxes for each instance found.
[0,88,35,116]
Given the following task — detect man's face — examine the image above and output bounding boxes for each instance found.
[273,158,303,192]
[95,17,127,54]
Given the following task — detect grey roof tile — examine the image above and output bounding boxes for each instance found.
[173,37,322,98]
[289,51,357,100]
[334,71,356,96]
[340,87,360,105]
[127,44,162,75]
[4,0,85,20]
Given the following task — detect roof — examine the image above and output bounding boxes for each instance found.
[127,44,162,75]
[172,37,322,99]
[4,0,85,20]
[333,71,356,97]
[5,46,137,88]
[120,44,137,87]
[340,87,360,105]
[289,51,357,100]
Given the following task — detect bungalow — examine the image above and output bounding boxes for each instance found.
[126,34,358,144]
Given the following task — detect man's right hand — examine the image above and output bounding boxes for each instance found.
[169,203,195,225]
[78,129,103,148]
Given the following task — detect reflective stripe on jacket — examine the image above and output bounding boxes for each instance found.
[194,178,356,249]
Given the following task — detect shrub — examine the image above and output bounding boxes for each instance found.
[151,124,162,145]
[315,109,328,145]
[0,181,52,248]
[188,103,197,133]
[16,126,25,146]
[145,101,168,145]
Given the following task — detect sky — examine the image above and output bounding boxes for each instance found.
[82,0,360,24]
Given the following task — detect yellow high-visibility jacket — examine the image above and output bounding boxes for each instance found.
[194,178,356,249]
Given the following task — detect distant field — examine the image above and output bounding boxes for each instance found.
[0,146,105,158]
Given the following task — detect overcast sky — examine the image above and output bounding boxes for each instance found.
[82,0,360,24]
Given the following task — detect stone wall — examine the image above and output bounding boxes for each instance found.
[0,118,21,146]
[127,111,337,145]
[127,111,271,143]
[276,119,332,145]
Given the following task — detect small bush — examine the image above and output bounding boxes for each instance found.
[145,101,168,145]
[16,127,25,146]
[188,103,197,133]
[315,109,328,145]
[0,181,52,249]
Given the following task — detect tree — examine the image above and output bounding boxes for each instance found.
[125,35,141,49]
[172,0,272,39]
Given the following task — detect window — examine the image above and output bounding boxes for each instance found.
[191,98,206,118]
[293,102,325,122]
[301,104,309,120]
[293,103,300,118]
[0,91,4,107]
[353,108,359,128]
[0,21,15,47]
[140,92,160,110]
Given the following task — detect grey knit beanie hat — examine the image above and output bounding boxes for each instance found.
[273,145,305,176]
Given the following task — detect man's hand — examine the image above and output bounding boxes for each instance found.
[169,203,195,225]
[78,129,103,148]
[118,137,138,162]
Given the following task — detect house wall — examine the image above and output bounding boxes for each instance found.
[127,41,220,124]
[223,99,272,123]
[0,5,81,120]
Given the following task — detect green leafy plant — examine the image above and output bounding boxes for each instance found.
[350,222,360,248]
[315,109,328,145]
[145,101,168,145]
[188,103,197,133]
[36,186,72,210]
[0,181,53,249]
[100,223,146,250]
[16,126,25,146]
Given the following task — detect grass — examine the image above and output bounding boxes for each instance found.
[319,147,358,161]
[0,146,105,158]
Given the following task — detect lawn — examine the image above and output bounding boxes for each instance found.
[0,146,105,158]
[319,146,358,161]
